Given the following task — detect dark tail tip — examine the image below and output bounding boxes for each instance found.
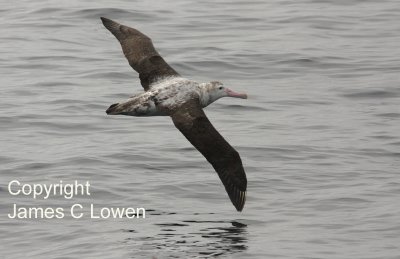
[106,103,119,115]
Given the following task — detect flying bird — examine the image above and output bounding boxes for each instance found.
[101,17,248,211]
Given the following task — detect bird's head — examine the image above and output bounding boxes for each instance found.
[201,81,247,106]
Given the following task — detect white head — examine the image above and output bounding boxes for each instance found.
[200,81,247,107]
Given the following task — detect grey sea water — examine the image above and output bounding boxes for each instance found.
[1,0,400,258]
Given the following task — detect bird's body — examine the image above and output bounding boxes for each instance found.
[101,17,248,211]
[108,77,200,116]
[107,77,243,116]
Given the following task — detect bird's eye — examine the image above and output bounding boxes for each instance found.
[219,86,224,90]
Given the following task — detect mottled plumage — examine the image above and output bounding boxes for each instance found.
[101,17,248,211]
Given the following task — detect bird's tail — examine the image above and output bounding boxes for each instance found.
[106,103,121,115]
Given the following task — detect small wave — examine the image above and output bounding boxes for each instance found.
[377,112,400,118]
[67,8,153,20]
[342,90,399,99]
[215,103,269,111]
[28,7,64,15]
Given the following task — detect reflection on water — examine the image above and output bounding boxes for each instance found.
[123,212,247,258]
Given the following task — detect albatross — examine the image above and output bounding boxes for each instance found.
[101,17,248,211]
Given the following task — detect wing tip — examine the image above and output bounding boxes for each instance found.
[220,172,246,212]
[230,188,246,212]
[100,17,121,35]
[236,190,246,212]
[100,16,111,25]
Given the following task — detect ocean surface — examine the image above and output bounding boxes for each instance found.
[1,0,400,258]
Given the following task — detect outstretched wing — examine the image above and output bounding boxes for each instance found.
[101,17,180,91]
[171,100,247,211]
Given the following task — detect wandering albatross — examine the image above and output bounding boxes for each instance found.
[101,17,248,211]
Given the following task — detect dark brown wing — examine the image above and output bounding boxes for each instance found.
[171,100,247,211]
[101,17,180,91]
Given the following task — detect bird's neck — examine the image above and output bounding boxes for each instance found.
[199,86,214,108]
